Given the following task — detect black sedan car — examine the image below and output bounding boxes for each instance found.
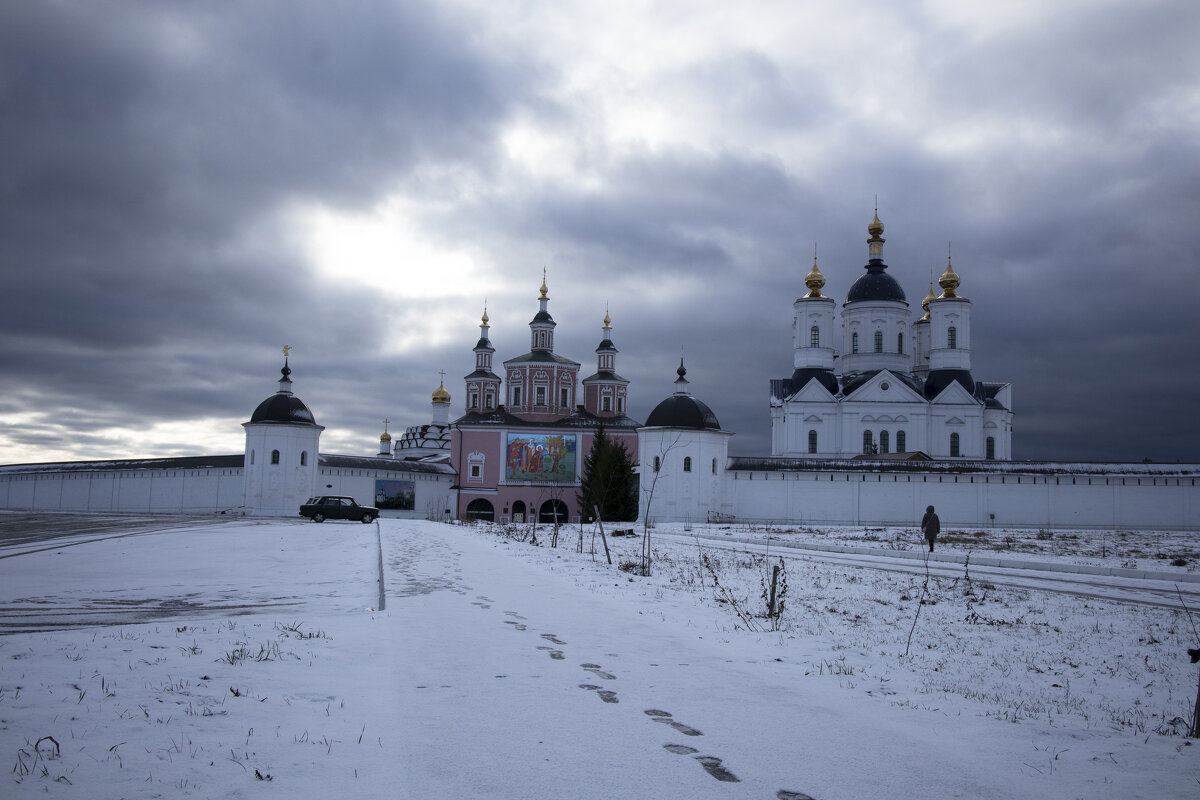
[299,496,379,523]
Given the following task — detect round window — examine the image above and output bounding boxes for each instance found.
[881,381,890,391]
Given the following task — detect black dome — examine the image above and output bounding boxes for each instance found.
[645,395,721,430]
[924,369,975,400]
[249,394,318,425]
[846,262,906,303]
[790,368,839,396]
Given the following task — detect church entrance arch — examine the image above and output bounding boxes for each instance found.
[465,498,494,522]
[539,499,569,524]
[512,500,527,522]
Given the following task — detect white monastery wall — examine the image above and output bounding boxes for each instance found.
[0,468,246,514]
[724,469,1200,531]
[317,467,454,520]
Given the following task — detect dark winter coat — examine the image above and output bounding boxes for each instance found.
[921,510,940,541]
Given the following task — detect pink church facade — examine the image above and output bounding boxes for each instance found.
[451,280,639,523]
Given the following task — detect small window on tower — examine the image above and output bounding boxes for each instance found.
[602,396,611,412]
[512,387,522,406]
[471,393,479,409]
[271,450,280,465]
[653,456,660,473]
[485,392,494,410]
[852,332,859,353]
[950,432,961,457]
[874,331,883,352]
[712,457,717,473]
[986,436,995,460]
[617,397,625,413]
[561,387,569,407]
[948,326,957,349]
[898,332,904,353]
[535,386,546,406]
[683,456,692,472]
[810,326,819,347]
[808,430,817,454]
[300,451,307,466]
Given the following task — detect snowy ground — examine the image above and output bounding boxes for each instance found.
[1,514,1198,799]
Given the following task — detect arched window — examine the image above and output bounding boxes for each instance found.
[851,332,859,353]
[808,429,818,454]
[898,332,904,353]
[270,450,280,465]
[948,326,957,349]
[653,456,660,473]
[810,326,820,347]
[950,432,961,457]
[986,436,995,460]
[539,499,568,524]
[862,430,873,454]
[465,498,494,522]
[879,430,889,454]
[874,330,883,352]
[300,451,307,466]
[683,456,692,472]
[896,430,906,452]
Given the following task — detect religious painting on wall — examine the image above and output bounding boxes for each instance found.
[375,479,415,510]
[505,433,577,482]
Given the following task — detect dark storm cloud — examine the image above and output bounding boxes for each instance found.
[0,1,536,459]
[3,0,1198,467]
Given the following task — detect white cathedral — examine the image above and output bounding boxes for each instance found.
[769,211,1012,461]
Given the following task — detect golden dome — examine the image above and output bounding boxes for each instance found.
[920,285,935,321]
[481,308,489,325]
[867,211,884,238]
[539,268,548,299]
[803,254,827,298]
[380,431,392,443]
[432,381,451,404]
[938,255,963,299]
[603,308,611,329]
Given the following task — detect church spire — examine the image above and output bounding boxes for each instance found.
[803,244,827,299]
[938,242,965,299]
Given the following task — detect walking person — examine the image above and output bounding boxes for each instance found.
[921,505,940,552]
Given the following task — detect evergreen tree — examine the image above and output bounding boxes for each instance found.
[578,425,638,522]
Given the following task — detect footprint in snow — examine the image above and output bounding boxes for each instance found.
[581,663,616,680]
[643,709,702,736]
[663,744,740,783]
[777,792,816,800]
[536,646,565,660]
[540,633,566,645]
[578,684,619,703]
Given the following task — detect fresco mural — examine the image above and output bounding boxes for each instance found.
[375,479,415,510]
[505,433,576,482]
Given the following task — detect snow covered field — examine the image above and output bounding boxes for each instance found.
[1,514,1198,798]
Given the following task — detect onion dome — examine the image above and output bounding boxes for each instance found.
[249,357,318,425]
[919,284,935,322]
[645,358,722,430]
[380,430,392,444]
[803,251,828,299]
[938,250,965,299]
[432,377,451,404]
[846,208,906,303]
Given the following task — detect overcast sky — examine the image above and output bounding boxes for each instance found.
[2,0,1198,466]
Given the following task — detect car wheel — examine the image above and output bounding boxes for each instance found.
[312,512,326,523]
[361,513,375,524]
